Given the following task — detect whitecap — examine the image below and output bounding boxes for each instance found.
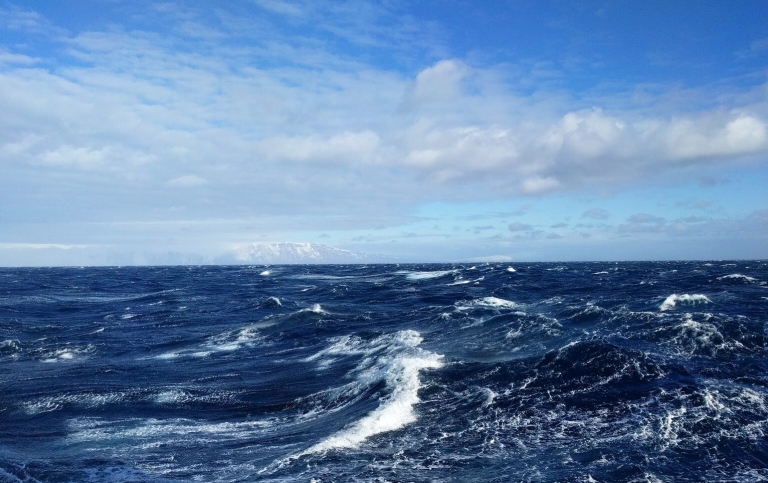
[446,279,471,286]
[260,270,271,276]
[0,339,20,354]
[457,296,520,311]
[305,335,364,363]
[401,269,458,281]
[301,303,327,314]
[303,351,442,453]
[659,294,712,311]
[296,330,443,455]
[717,274,758,283]
[265,296,282,307]
[154,389,192,404]
[202,326,262,352]
[156,325,263,359]
[39,345,94,362]
[506,267,516,273]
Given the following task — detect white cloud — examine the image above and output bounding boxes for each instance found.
[0,49,38,65]
[0,243,93,250]
[259,130,382,164]
[408,59,469,104]
[664,113,768,160]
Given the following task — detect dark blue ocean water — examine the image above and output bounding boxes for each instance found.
[1,261,767,482]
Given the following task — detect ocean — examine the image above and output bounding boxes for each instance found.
[1,261,766,482]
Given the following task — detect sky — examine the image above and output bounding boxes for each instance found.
[1,0,767,265]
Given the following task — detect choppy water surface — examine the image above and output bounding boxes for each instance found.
[1,261,767,481]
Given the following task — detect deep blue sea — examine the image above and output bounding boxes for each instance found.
[1,261,767,482]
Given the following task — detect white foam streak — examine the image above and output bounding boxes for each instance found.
[305,353,443,453]
[718,273,758,283]
[457,296,520,311]
[302,330,443,454]
[659,293,712,311]
[156,325,263,359]
[401,269,457,280]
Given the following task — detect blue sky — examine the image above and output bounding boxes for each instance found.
[1,0,767,265]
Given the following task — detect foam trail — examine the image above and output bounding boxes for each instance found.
[660,294,712,311]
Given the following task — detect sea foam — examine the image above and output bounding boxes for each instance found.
[717,274,758,283]
[402,270,458,281]
[303,330,443,453]
[659,294,712,311]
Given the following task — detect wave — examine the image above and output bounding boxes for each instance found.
[659,294,712,311]
[259,330,444,475]
[400,269,458,281]
[157,325,264,359]
[305,330,442,452]
[36,344,95,363]
[0,339,20,359]
[456,296,520,311]
[300,303,328,314]
[717,274,759,283]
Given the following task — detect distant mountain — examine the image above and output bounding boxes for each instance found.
[220,242,379,264]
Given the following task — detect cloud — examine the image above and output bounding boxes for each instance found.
[627,213,666,224]
[1,3,767,265]
[508,222,533,232]
[0,49,38,66]
[473,225,495,233]
[408,59,469,105]
[664,114,768,160]
[0,243,93,250]
[167,175,208,188]
[259,130,381,163]
[675,199,713,211]
[581,208,610,220]
[254,0,306,17]
[678,216,708,223]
